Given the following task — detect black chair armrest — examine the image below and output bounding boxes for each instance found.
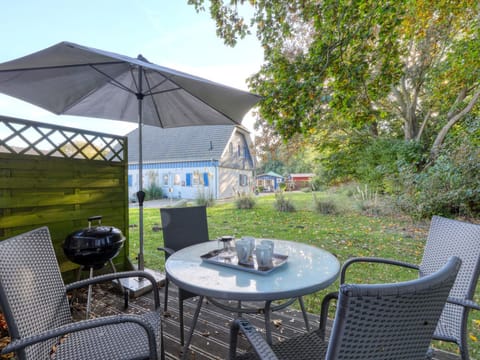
[1,314,158,358]
[157,246,175,257]
[65,270,160,309]
[447,297,480,311]
[229,318,278,360]
[341,257,419,283]
[319,291,338,340]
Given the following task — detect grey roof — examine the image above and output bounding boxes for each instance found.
[127,125,236,163]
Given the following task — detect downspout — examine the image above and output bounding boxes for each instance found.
[213,159,219,199]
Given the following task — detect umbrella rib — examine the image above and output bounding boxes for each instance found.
[51,62,135,112]
[0,61,125,73]
[143,72,165,127]
[148,87,182,96]
[160,75,240,123]
[90,65,136,95]
[140,71,242,124]
[59,64,136,114]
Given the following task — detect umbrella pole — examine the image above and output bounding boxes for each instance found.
[136,67,145,272]
[123,66,163,297]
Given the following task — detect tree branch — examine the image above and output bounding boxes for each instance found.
[415,110,431,142]
[430,87,480,160]
[447,87,467,119]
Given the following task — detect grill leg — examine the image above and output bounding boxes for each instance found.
[86,267,94,319]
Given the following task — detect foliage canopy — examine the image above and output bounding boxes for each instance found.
[189,0,480,217]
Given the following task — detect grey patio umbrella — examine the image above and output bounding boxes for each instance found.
[0,41,260,272]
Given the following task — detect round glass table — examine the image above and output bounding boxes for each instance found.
[166,238,340,357]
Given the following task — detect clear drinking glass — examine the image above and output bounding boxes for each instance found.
[218,235,235,259]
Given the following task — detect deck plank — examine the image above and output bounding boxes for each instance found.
[72,281,460,360]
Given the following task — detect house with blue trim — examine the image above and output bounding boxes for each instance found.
[127,125,255,200]
[255,171,284,192]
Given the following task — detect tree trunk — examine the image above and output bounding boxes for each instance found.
[430,88,480,161]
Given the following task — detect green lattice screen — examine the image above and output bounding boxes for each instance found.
[0,116,125,162]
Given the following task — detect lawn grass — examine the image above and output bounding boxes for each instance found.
[128,191,479,358]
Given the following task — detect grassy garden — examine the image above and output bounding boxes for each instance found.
[128,190,479,358]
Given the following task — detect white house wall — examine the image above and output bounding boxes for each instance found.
[218,129,255,198]
[218,167,254,198]
[128,161,218,201]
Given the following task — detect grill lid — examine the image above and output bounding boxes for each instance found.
[63,216,125,268]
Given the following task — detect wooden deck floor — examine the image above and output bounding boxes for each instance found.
[70,280,461,360]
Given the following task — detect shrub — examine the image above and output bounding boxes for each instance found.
[309,175,323,191]
[398,146,480,219]
[274,192,296,212]
[235,193,256,209]
[195,189,215,207]
[314,198,338,215]
[144,183,163,200]
[311,191,339,215]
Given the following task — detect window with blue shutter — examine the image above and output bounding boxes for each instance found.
[203,172,209,186]
[186,173,192,186]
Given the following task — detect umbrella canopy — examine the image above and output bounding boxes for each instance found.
[0,41,260,272]
[0,41,260,127]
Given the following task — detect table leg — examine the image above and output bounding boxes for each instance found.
[298,296,310,331]
[264,300,273,345]
[181,295,204,360]
[237,300,242,318]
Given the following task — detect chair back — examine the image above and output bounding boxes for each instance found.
[160,205,210,255]
[326,256,461,360]
[0,227,72,359]
[419,216,480,342]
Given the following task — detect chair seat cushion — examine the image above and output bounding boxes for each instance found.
[237,329,328,360]
[52,311,161,360]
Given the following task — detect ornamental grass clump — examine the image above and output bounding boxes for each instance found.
[235,192,256,209]
[312,192,339,215]
[274,192,296,212]
[314,199,338,215]
[195,189,215,207]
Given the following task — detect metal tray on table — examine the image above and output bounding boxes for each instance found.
[200,249,288,275]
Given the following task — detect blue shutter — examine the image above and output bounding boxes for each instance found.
[186,173,192,186]
[203,172,209,186]
[128,175,132,187]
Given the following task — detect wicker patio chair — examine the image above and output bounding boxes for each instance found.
[229,256,461,360]
[340,215,480,360]
[0,226,164,360]
[157,205,210,346]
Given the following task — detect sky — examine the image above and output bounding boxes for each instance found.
[0,1,263,135]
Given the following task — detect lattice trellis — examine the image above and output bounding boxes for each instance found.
[0,117,125,162]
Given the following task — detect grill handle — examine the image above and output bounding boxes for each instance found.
[87,215,102,228]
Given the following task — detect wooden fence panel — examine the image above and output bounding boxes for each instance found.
[0,116,130,276]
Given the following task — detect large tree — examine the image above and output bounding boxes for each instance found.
[189,0,480,162]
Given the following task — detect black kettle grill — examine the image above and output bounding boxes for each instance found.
[63,215,125,269]
[63,216,127,318]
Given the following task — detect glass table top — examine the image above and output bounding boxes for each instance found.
[165,239,340,301]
